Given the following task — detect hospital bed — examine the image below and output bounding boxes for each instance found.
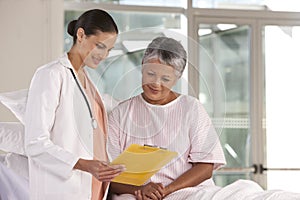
[2,141,300,200]
[1,90,300,200]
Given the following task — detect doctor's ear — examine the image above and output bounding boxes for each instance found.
[76,28,85,43]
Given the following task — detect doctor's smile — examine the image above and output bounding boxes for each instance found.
[91,55,102,65]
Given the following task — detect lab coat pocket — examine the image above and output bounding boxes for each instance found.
[42,168,81,196]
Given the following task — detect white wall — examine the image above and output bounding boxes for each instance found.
[0,0,64,121]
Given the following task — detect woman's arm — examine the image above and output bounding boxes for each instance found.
[134,162,213,200]
[74,159,125,182]
[111,182,164,200]
[163,162,213,197]
[109,182,140,195]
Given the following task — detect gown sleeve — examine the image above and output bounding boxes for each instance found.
[188,99,226,169]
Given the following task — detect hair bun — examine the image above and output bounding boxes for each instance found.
[67,20,77,36]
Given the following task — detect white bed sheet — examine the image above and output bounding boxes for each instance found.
[0,154,29,200]
[192,179,300,200]
[1,156,300,200]
[113,179,300,200]
[0,154,300,200]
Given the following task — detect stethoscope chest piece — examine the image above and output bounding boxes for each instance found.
[92,118,98,129]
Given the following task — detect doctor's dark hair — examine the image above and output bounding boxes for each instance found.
[67,9,118,44]
[142,37,187,78]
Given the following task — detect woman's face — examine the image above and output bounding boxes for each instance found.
[78,29,117,68]
[142,59,178,105]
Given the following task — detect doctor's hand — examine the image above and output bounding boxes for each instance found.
[74,159,125,182]
[135,182,164,200]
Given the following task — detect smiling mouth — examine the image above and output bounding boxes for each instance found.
[148,85,160,93]
[92,56,101,64]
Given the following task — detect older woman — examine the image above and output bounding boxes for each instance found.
[107,36,226,200]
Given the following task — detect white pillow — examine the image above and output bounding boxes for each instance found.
[0,122,25,155]
[0,89,28,124]
[0,89,119,123]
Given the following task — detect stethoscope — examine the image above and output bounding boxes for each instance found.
[69,68,98,129]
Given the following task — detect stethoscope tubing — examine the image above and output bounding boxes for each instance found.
[69,68,97,129]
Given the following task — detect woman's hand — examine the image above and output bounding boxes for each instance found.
[74,159,125,182]
[135,182,164,200]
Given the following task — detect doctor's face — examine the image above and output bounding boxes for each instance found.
[79,30,117,68]
[142,59,178,105]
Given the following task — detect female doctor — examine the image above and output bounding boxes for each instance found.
[25,9,125,200]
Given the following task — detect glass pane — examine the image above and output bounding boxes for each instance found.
[64,11,187,101]
[65,11,182,52]
[193,0,300,11]
[198,23,251,186]
[193,0,266,9]
[65,0,186,7]
[264,25,300,192]
[263,1,300,12]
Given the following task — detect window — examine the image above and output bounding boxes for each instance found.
[64,2,300,190]
[193,0,300,11]
[198,23,252,186]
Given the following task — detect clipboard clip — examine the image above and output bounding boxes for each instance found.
[144,144,167,150]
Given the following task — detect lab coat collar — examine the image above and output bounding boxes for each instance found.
[58,53,92,82]
[58,52,75,71]
[58,52,108,132]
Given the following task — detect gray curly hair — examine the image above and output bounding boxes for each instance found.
[142,37,187,78]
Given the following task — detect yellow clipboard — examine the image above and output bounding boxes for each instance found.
[110,144,178,186]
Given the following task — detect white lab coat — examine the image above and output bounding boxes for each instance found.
[25,53,108,199]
